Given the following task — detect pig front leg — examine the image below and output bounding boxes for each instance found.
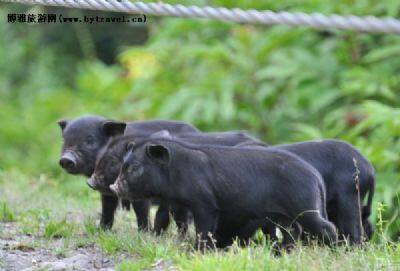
[100,194,119,230]
[132,200,151,231]
[170,203,190,236]
[154,200,170,235]
[193,208,219,251]
[121,199,131,210]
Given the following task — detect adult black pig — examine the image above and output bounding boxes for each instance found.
[89,130,264,234]
[58,115,198,231]
[110,138,338,249]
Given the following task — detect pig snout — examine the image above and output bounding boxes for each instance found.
[59,152,77,170]
[87,175,114,194]
[109,183,120,196]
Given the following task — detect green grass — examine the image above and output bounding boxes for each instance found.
[1,170,399,271]
[43,219,75,239]
[0,201,15,222]
[18,209,49,235]
[118,259,152,271]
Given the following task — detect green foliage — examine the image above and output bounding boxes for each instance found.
[1,0,400,240]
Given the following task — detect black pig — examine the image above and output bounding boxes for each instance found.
[236,140,375,245]
[110,138,338,249]
[89,130,264,234]
[275,140,375,244]
[58,115,198,231]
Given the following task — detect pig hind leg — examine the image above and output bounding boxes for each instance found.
[270,218,302,254]
[362,219,374,240]
[297,211,338,246]
[281,222,302,248]
[262,221,278,242]
[193,208,219,251]
[336,194,363,245]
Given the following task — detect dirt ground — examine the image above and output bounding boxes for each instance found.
[0,220,178,271]
[0,222,116,271]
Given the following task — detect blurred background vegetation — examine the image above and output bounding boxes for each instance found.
[0,0,400,239]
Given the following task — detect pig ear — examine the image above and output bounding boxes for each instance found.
[57,119,68,131]
[150,130,172,139]
[102,121,126,137]
[145,144,170,165]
